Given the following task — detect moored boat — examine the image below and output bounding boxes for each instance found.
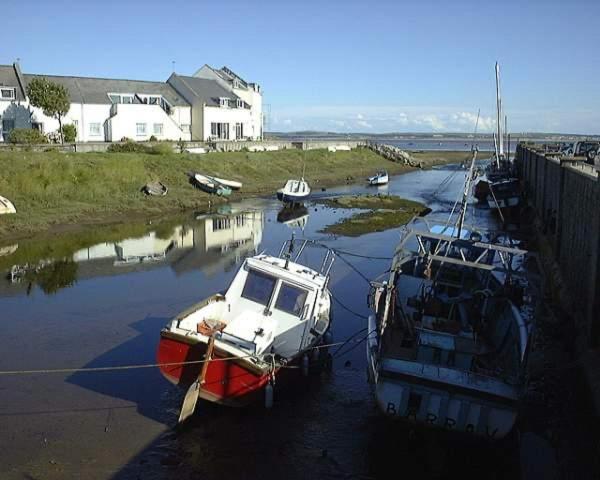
[276,179,311,204]
[368,170,389,186]
[157,239,333,411]
[188,172,232,196]
[0,195,16,214]
[366,148,534,439]
[142,181,168,196]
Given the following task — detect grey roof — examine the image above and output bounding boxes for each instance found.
[22,73,189,106]
[171,74,241,107]
[0,65,26,101]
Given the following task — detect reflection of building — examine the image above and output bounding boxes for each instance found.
[2,211,265,297]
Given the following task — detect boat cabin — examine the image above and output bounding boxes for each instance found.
[172,255,329,358]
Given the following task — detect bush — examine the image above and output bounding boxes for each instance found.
[149,135,158,142]
[61,124,77,143]
[150,142,174,155]
[7,128,48,144]
[107,140,173,155]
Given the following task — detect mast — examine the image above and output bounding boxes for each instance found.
[504,115,508,161]
[495,62,503,166]
[456,109,480,239]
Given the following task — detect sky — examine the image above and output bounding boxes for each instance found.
[2,0,599,134]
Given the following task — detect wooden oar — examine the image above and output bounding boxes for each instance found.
[178,334,216,424]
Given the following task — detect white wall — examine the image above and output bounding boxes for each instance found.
[107,104,191,141]
[233,87,263,140]
[203,105,255,141]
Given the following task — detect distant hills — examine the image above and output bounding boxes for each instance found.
[266,131,600,141]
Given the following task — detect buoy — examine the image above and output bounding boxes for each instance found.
[301,354,309,377]
[265,381,274,409]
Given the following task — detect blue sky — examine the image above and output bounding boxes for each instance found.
[3,0,599,134]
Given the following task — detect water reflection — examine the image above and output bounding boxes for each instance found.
[2,209,264,296]
[277,205,309,230]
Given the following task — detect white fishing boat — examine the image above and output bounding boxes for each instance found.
[366,148,534,439]
[158,239,333,419]
[277,179,311,204]
[0,195,16,215]
[368,170,389,186]
[211,176,242,190]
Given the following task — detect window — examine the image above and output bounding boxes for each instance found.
[122,95,133,104]
[153,123,163,135]
[275,284,308,317]
[136,123,147,136]
[210,122,230,140]
[235,122,243,140]
[236,99,244,108]
[212,217,231,231]
[109,94,121,104]
[219,97,229,107]
[181,124,190,133]
[1,88,16,100]
[242,269,277,306]
[149,96,159,105]
[89,123,101,136]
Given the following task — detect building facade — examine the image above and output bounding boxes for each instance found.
[0,62,262,143]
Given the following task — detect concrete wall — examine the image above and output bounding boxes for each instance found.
[517,144,600,348]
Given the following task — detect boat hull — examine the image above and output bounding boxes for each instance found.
[277,191,310,204]
[157,332,271,407]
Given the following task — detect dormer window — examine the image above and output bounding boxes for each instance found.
[1,87,16,100]
[236,99,244,108]
[219,97,229,107]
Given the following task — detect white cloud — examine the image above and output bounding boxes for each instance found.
[356,113,364,120]
[282,119,292,126]
[356,120,373,129]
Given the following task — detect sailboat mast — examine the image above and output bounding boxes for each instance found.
[504,115,508,160]
[457,148,478,239]
[495,62,503,165]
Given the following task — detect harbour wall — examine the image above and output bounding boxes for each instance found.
[516,144,600,350]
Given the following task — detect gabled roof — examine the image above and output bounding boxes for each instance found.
[21,73,190,106]
[0,64,26,101]
[170,74,241,107]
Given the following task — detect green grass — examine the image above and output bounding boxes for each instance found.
[0,147,460,240]
[319,194,428,237]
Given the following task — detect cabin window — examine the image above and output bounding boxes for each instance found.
[242,269,277,306]
[275,283,308,317]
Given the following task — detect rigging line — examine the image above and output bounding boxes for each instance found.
[332,329,378,359]
[330,327,368,357]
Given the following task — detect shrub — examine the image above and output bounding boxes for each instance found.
[108,141,150,153]
[7,128,48,144]
[149,135,158,142]
[107,140,173,154]
[150,142,174,155]
[61,124,77,143]
[177,139,186,153]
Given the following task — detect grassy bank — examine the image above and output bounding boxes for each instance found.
[0,148,462,240]
[318,195,427,237]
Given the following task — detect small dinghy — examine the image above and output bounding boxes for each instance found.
[211,176,242,191]
[0,195,16,214]
[276,179,311,204]
[157,239,334,417]
[141,181,168,196]
[188,172,232,197]
[367,170,389,186]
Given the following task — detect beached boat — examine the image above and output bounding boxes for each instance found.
[142,181,168,196]
[188,172,232,197]
[368,170,389,186]
[366,149,533,439]
[0,195,16,215]
[157,239,333,415]
[277,179,311,204]
[211,176,242,191]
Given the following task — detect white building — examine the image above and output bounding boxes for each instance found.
[0,62,262,143]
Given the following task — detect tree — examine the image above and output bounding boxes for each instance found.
[61,123,77,143]
[26,77,71,144]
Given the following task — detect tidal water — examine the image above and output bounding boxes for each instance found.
[0,165,521,479]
